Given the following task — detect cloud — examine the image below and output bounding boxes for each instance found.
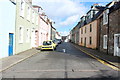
[33,0,88,26]
[59,31,69,36]
[59,15,79,26]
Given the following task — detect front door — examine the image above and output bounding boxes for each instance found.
[114,34,120,56]
[9,33,14,56]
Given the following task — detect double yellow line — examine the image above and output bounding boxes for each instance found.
[72,44,120,71]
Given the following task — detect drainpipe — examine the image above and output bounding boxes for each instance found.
[15,2,17,55]
[107,9,110,54]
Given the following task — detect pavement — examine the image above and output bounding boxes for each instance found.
[0,48,40,72]
[70,42,120,69]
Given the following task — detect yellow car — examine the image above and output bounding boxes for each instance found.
[40,40,56,51]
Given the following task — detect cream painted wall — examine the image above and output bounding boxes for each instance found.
[79,20,98,49]
[15,0,39,54]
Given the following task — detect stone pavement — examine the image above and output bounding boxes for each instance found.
[71,43,120,69]
[0,48,40,72]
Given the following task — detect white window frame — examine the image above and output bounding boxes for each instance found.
[36,15,38,25]
[32,10,35,23]
[27,6,31,21]
[103,35,108,49]
[26,28,30,43]
[103,9,109,25]
[19,26,24,43]
[20,0,25,17]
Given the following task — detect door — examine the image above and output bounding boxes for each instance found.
[9,33,14,56]
[84,37,86,47]
[114,34,120,56]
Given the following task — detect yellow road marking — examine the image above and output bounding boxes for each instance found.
[0,52,39,72]
[72,44,120,71]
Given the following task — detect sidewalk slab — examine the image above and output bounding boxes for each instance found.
[71,43,120,68]
[0,48,40,72]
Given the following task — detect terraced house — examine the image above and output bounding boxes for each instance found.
[71,22,80,44]
[70,1,120,57]
[15,0,39,54]
[79,4,104,49]
[98,1,120,56]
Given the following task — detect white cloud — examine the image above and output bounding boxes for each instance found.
[33,0,88,27]
[60,15,79,26]
[59,31,69,36]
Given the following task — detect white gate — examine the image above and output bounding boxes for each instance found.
[114,34,120,56]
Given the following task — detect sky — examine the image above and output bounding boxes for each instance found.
[33,0,113,36]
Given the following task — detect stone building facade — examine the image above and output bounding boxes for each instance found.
[99,1,120,56]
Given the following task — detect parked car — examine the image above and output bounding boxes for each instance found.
[56,39,62,44]
[40,40,56,51]
[52,40,59,46]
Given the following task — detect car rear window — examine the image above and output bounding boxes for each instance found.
[43,41,52,45]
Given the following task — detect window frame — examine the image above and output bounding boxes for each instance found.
[103,35,108,49]
[26,28,30,43]
[27,6,31,21]
[103,9,109,25]
[20,0,25,17]
[19,26,24,43]
[89,36,92,45]
[90,24,92,32]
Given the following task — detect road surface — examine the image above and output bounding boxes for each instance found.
[2,42,119,79]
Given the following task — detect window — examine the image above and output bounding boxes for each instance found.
[20,0,25,17]
[85,27,86,33]
[26,29,30,42]
[19,27,24,43]
[90,24,92,32]
[103,35,107,49]
[103,9,109,25]
[84,37,86,46]
[81,38,82,44]
[36,15,38,25]
[89,37,92,45]
[27,6,31,20]
[32,10,35,23]
[81,28,83,34]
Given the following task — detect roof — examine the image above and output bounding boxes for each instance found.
[33,5,43,10]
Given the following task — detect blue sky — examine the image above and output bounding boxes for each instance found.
[33,0,113,36]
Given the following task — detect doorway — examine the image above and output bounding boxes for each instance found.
[9,33,14,56]
[114,34,120,56]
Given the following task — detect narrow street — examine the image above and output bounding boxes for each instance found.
[2,42,119,79]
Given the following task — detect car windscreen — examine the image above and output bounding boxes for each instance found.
[43,41,52,45]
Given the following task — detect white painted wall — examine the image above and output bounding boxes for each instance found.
[0,0,16,58]
[56,33,61,39]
